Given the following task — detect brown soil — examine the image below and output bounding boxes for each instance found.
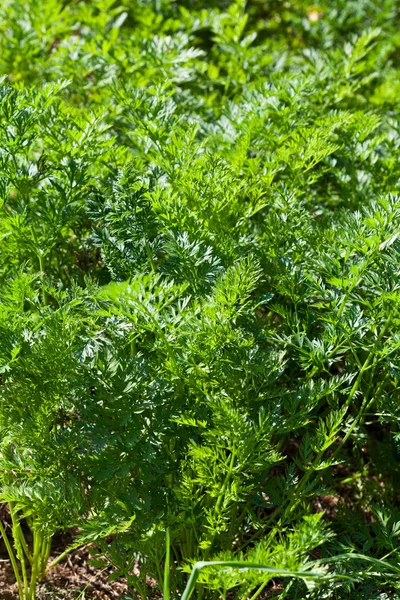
[0,548,129,599]
[0,517,129,600]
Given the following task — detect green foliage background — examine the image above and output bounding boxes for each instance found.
[1,0,400,598]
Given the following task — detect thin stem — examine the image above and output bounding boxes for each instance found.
[29,527,42,600]
[278,580,294,599]
[205,450,236,559]
[164,528,171,600]
[156,561,163,593]
[141,557,148,600]
[31,226,48,306]
[19,529,33,566]
[248,581,268,600]
[332,375,389,461]
[0,517,24,599]
[39,536,51,579]
[9,504,30,599]
[332,312,394,459]
[336,257,371,321]
[11,515,33,566]
[75,567,109,600]
[130,335,137,356]
[216,451,236,515]
[131,575,147,600]
[145,241,156,272]
[46,542,87,573]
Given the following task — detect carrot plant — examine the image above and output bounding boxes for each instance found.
[1,1,400,599]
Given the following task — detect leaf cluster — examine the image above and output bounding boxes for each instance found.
[1,1,400,599]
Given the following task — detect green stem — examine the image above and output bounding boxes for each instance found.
[46,542,87,574]
[216,451,236,516]
[205,451,236,558]
[336,257,371,321]
[11,515,33,566]
[155,561,163,594]
[332,374,389,461]
[31,226,48,306]
[0,517,24,599]
[132,575,147,600]
[228,505,239,547]
[145,241,156,272]
[39,536,51,579]
[19,529,33,566]
[164,528,171,600]
[9,504,30,599]
[75,567,109,600]
[141,557,148,600]
[248,581,268,600]
[332,312,394,458]
[278,580,294,599]
[29,528,42,600]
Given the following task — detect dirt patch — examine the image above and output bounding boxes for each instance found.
[0,547,129,599]
[0,515,130,600]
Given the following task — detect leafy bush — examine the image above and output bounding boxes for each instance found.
[1,1,400,599]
